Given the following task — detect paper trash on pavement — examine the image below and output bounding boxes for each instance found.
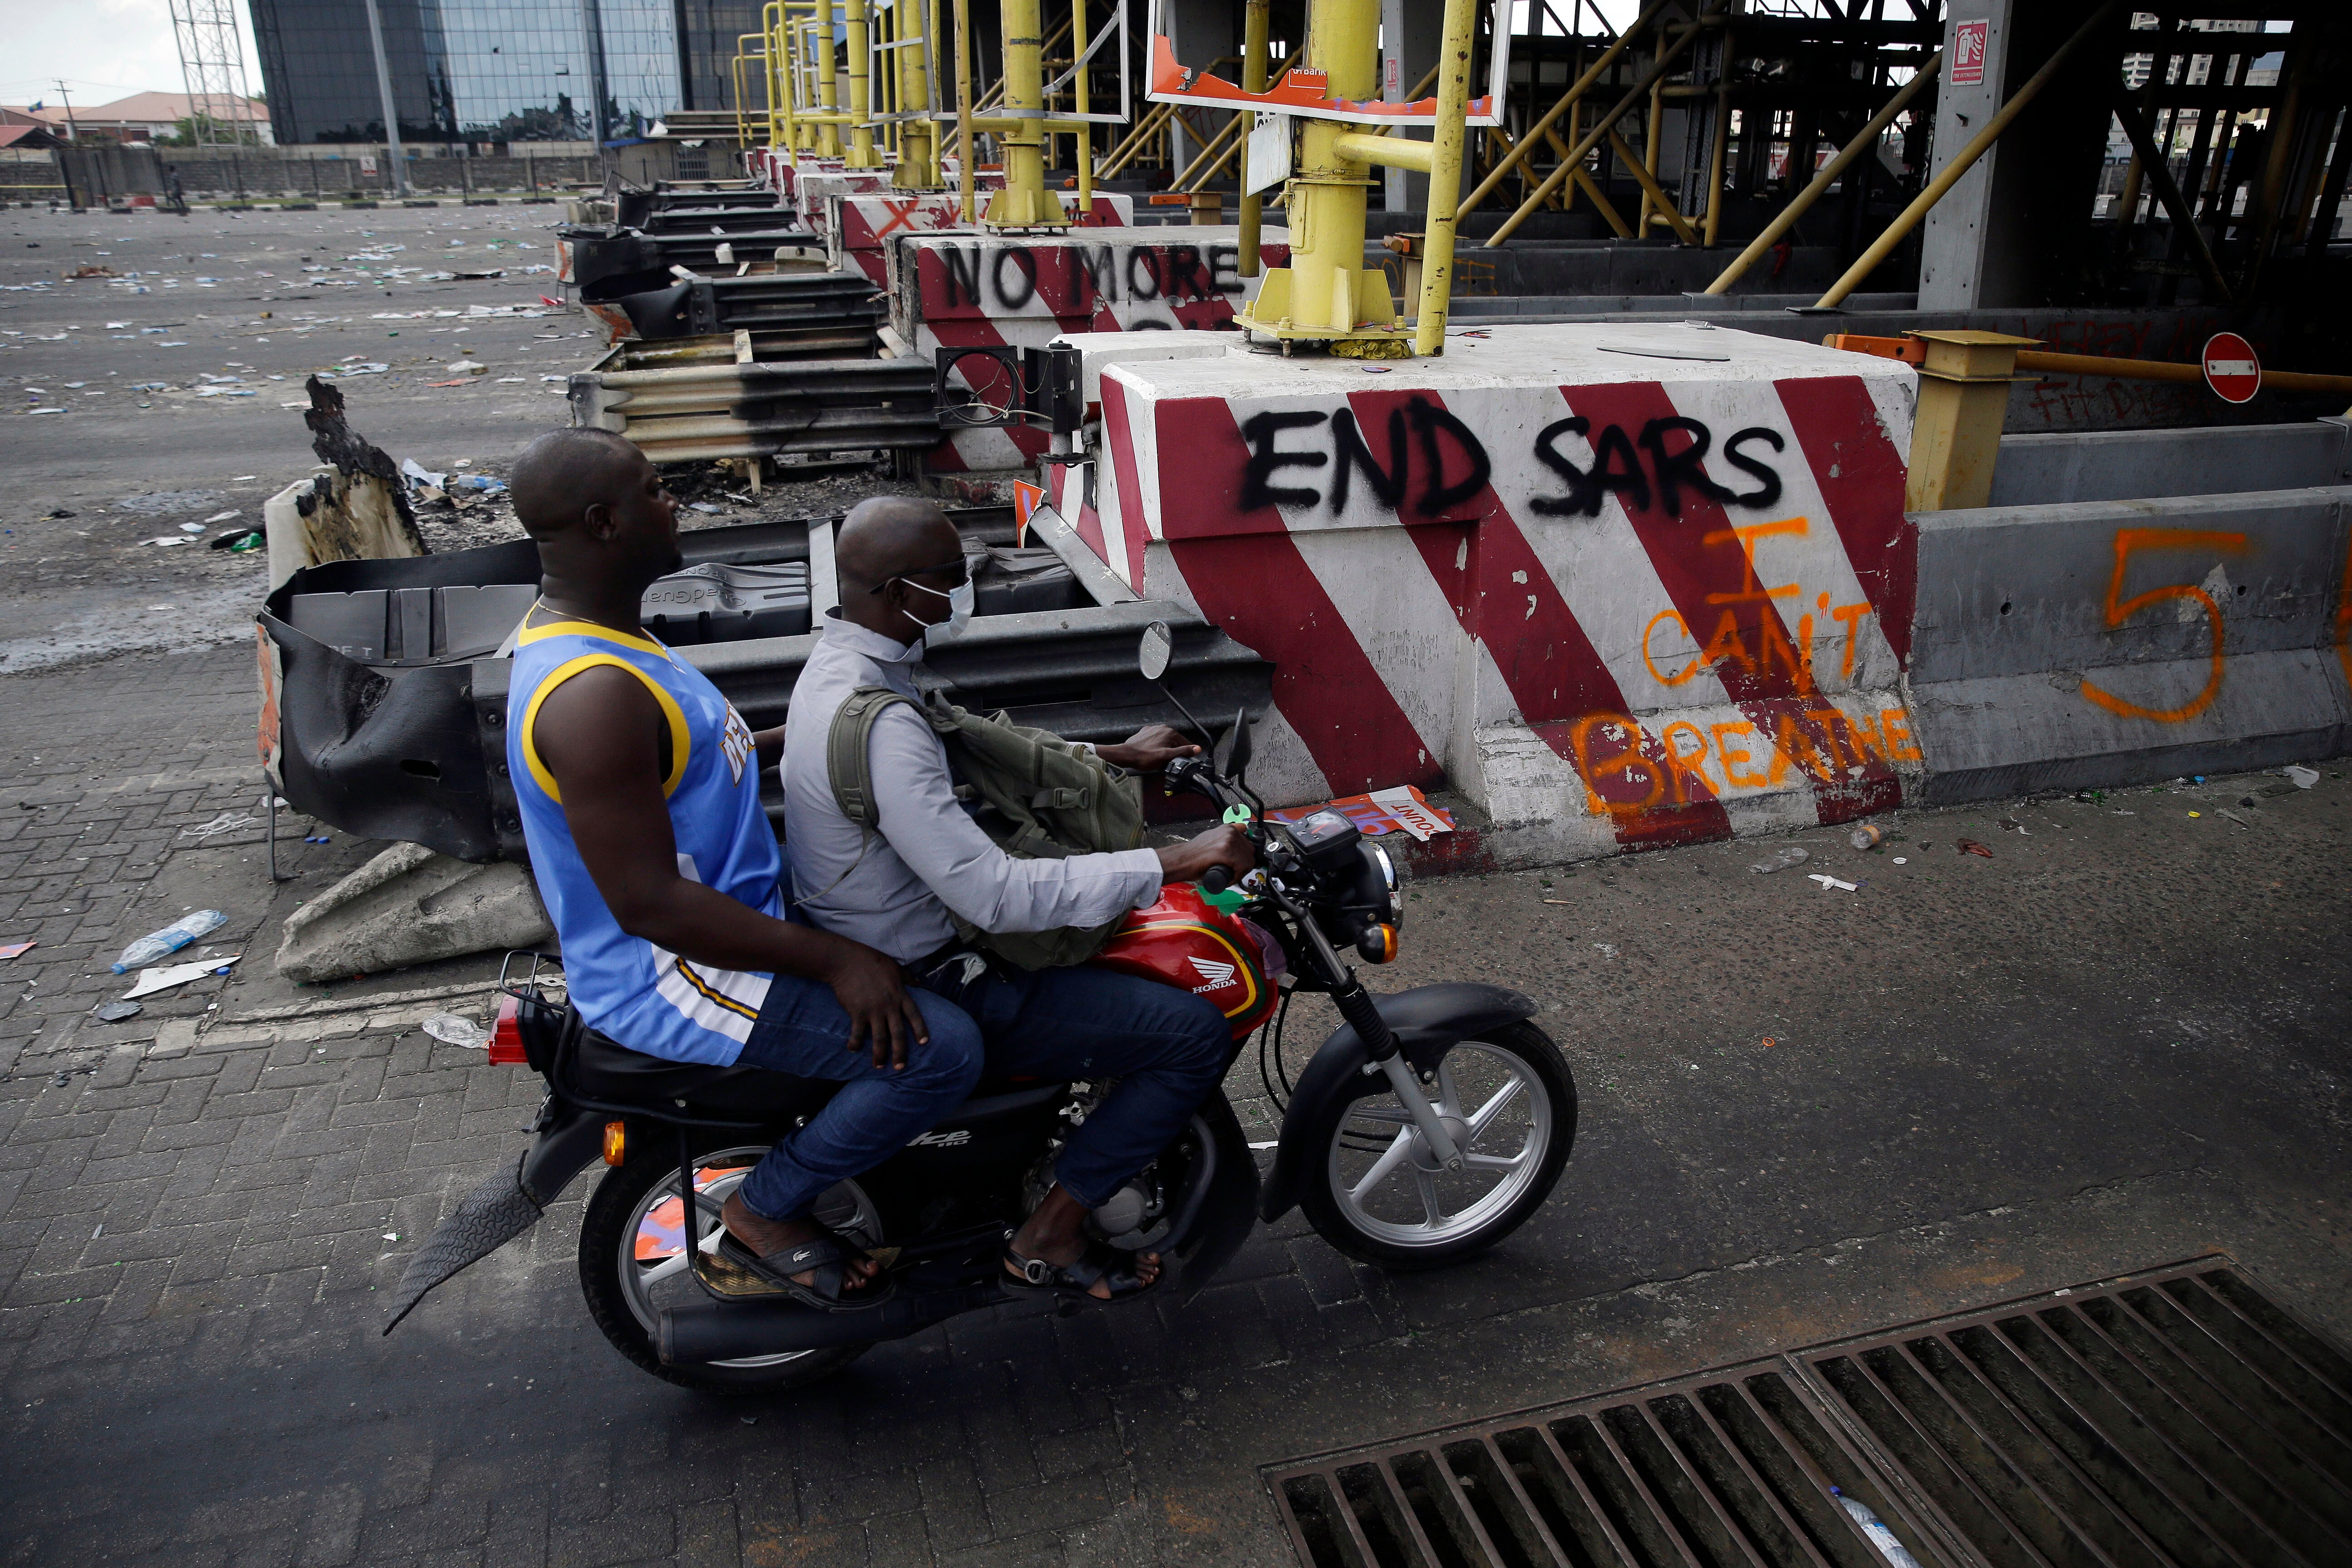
[122,954,241,999]
[0,943,33,960]
[1268,784,1455,842]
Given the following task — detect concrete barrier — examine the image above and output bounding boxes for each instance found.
[1025,331,2351,864]
[1904,487,2352,800]
[1061,322,1925,855]
[892,227,1291,475]
[829,192,1134,287]
[1990,420,2352,507]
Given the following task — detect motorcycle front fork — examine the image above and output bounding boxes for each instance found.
[1333,981,1463,1170]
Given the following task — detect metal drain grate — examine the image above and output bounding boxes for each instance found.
[1265,1258,2352,1568]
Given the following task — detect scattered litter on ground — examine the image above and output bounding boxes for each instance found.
[122,954,242,999]
[180,811,260,840]
[0,943,33,960]
[142,535,196,547]
[1750,845,1810,874]
[1266,785,1454,841]
[304,835,332,844]
[422,1014,491,1049]
[1541,899,1570,906]
[1592,943,1618,958]
[2217,808,2250,828]
[112,909,229,973]
[1848,823,1883,851]
[1892,856,1908,865]
[1997,818,2030,833]
[2189,811,2202,818]
[1808,873,1860,892]
[1957,839,1993,858]
[1760,1037,1776,1049]
[2284,764,2319,789]
[91,1000,142,1023]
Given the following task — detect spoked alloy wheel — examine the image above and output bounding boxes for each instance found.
[1298,1023,1575,1269]
[577,1141,881,1394]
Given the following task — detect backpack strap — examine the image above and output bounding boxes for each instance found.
[827,685,921,831]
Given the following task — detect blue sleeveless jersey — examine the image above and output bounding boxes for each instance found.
[508,615,782,1065]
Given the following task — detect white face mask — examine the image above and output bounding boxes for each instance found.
[902,575,975,651]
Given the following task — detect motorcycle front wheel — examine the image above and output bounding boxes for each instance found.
[1297,1022,1576,1270]
[577,1138,880,1395]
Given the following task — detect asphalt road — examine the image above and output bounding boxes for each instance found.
[0,636,2344,1566]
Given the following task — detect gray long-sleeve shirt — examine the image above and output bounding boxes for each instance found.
[780,614,1164,963]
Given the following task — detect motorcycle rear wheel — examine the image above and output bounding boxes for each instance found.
[578,1138,878,1395]
[1297,1022,1575,1271]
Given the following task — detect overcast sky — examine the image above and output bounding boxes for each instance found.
[1,0,265,110]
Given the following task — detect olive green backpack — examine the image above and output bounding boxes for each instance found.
[826,686,1145,970]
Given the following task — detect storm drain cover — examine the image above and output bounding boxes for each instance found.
[1264,1256,2352,1567]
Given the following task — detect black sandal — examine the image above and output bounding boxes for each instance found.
[1002,1237,1159,1303]
[716,1226,897,1312]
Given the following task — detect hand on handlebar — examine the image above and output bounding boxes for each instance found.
[1156,824,1256,887]
[1094,723,1201,774]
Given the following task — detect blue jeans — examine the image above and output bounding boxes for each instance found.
[918,961,1232,1208]
[731,976,984,1223]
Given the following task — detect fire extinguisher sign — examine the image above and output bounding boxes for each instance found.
[1950,20,1989,86]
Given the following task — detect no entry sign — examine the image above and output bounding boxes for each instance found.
[2203,332,2261,403]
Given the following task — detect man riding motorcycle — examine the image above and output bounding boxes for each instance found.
[784,496,1255,1303]
[505,430,981,1308]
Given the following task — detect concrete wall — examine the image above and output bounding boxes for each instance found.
[1990,420,2352,507]
[49,145,598,201]
[1906,488,2352,800]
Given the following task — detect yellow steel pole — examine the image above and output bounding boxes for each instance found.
[1237,0,1272,275]
[1411,0,1477,356]
[1704,50,1940,293]
[1903,331,2037,512]
[894,0,941,186]
[1246,0,1385,342]
[983,0,1070,225]
[1814,0,2119,309]
[1454,0,1675,220]
[1481,17,1702,246]
[843,0,882,165]
[817,5,843,156]
[1637,75,1661,234]
[1700,33,1730,247]
[1607,126,1695,242]
[1072,0,1094,208]
[955,0,975,218]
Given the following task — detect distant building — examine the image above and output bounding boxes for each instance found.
[248,0,767,147]
[0,93,273,146]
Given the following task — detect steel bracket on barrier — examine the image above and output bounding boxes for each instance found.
[935,343,1086,434]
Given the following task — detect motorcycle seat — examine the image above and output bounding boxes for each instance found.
[565,1027,839,1124]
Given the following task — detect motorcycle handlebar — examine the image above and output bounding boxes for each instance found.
[1200,864,1233,894]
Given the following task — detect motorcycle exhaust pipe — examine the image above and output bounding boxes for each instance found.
[657,1279,1002,1365]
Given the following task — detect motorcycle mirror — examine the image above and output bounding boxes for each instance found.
[1137,621,1173,682]
[1225,705,1253,782]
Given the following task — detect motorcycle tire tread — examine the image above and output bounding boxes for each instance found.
[1296,1021,1577,1273]
[577,1139,875,1396]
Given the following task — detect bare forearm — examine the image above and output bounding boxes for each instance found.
[616,879,851,980]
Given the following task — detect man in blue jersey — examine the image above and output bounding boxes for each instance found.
[506,428,980,1309]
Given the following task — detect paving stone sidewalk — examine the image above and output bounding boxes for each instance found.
[1,645,2347,1568]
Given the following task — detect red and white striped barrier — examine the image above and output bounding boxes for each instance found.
[893,228,1292,475]
[831,192,1135,287]
[1053,324,1923,851]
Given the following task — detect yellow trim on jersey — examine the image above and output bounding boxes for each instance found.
[675,959,761,1020]
[1127,920,1263,1020]
[521,653,692,804]
[517,616,673,660]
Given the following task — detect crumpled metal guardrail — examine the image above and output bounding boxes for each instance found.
[257,508,1271,863]
[582,269,885,347]
[568,355,937,464]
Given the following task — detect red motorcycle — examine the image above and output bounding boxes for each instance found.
[384,625,1576,1393]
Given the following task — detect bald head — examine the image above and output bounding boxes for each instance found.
[836,496,961,593]
[510,427,648,542]
[835,496,969,642]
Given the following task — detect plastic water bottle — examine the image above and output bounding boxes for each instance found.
[1850,823,1885,851]
[1832,1489,1923,1568]
[111,910,228,974]
[1749,845,1811,874]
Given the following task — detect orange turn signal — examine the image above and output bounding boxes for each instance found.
[1357,923,1399,964]
[602,1121,627,1166]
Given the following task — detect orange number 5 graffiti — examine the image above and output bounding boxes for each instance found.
[2078,528,2249,724]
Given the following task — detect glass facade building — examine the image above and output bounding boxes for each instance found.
[251,0,764,145]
